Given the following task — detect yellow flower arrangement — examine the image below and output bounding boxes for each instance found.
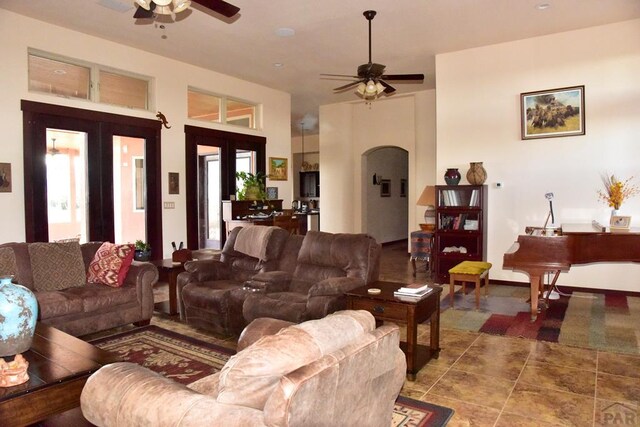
[597,174,639,210]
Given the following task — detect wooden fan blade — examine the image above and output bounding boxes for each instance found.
[193,0,240,17]
[133,4,155,19]
[321,73,360,79]
[379,80,396,94]
[334,81,362,91]
[381,74,424,81]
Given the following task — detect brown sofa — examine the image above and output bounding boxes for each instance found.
[80,310,406,427]
[0,241,158,337]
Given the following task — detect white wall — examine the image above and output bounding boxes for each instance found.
[436,19,640,291]
[319,91,437,237]
[0,10,291,257]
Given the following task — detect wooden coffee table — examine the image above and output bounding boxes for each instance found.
[346,281,442,380]
[0,323,120,427]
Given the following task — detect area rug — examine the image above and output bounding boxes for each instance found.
[438,284,640,354]
[92,326,454,426]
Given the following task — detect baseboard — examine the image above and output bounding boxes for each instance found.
[381,239,406,246]
[489,278,640,298]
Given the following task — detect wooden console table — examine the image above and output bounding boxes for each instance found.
[345,281,442,380]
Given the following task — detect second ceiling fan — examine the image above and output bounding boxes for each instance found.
[322,10,424,100]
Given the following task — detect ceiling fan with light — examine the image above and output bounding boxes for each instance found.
[322,10,424,101]
[133,0,240,20]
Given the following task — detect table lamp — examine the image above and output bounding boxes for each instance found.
[416,185,436,231]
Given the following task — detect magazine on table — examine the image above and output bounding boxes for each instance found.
[394,283,433,300]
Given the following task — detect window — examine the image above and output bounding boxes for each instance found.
[28,50,152,111]
[188,87,259,129]
[133,157,145,211]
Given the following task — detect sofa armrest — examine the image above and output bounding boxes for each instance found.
[81,363,267,427]
[308,277,365,297]
[123,261,158,321]
[184,259,230,282]
[247,271,292,293]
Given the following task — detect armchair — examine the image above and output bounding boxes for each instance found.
[177,226,290,334]
[243,231,381,324]
[80,310,406,427]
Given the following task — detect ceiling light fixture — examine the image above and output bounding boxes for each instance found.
[356,79,385,101]
[535,3,551,10]
[135,0,193,18]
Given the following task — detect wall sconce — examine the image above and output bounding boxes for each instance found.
[372,173,382,185]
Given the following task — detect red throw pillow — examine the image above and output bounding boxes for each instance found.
[87,242,135,287]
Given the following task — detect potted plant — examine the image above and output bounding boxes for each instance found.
[134,240,151,261]
[236,171,267,201]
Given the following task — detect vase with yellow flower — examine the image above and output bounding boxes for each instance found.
[597,174,639,223]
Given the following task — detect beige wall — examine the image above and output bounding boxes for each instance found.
[319,91,438,237]
[0,9,291,258]
[436,19,640,291]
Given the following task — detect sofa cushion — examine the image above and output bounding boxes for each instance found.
[234,226,275,261]
[0,247,17,280]
[29,241,86,292]
[62,284,139,313]
[216,311,374,411]
[36,291,85,319]
[87,242,135,287]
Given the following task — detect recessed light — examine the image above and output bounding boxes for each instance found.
[53,69,67,75]
[275,27,295,37]
[535,3,551,10]
[273,63,284,68]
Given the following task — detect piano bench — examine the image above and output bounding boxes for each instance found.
[448,261,492,309]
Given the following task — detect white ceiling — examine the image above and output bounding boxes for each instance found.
[2,0,639,135]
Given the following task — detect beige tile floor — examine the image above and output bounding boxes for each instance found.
[150,241,640,427]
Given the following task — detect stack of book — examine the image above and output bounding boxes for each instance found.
[393,284,433,301]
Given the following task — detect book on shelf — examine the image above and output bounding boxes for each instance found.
[394,284,433,300]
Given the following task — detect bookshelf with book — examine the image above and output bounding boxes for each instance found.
[434,184,487,282]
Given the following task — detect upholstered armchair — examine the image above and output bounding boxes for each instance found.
[80,310,406,427]
[242,231,381,324]
[177,226,290,334]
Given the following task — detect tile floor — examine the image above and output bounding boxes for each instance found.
[152,241,640,427]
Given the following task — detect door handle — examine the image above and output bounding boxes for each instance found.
[373,305,385,314]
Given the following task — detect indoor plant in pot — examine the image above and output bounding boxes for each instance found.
[236,171,267,201]
[134,240,151,261]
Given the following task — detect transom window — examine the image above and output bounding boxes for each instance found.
[188,87,259,130]
[28,49,152,111]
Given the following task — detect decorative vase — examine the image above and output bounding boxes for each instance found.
[134,250,151,262]
[0,276,38,358]
[466,162,487,185]
[444,168,461,186]
[244,185,261,201]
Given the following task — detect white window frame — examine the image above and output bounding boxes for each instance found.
[28,48,154,111]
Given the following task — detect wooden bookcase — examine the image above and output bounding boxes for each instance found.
[434,185,488,283]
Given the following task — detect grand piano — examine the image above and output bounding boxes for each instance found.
[503,223,640,320]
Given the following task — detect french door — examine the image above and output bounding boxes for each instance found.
[22,101,162,255]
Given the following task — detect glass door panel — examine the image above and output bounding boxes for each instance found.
[235,148,256,193]
[198,145,221,249]
[113,136,146,244]
[46,129,88,242]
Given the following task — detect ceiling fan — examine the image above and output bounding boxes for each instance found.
[133,0,240,19]
[321,10,424,100]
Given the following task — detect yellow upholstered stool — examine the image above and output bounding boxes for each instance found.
[448,261,492,309]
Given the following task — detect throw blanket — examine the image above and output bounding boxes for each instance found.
[234,226,274,261]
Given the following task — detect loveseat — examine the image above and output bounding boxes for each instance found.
[0,241,158,337]
[178,227,381,336]
[80,310,406,427]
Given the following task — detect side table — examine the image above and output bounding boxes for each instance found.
[151,259,185,316]
[345,281,442,380]
[410,230,434,277]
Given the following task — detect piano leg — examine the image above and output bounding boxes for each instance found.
[529,274,544,321]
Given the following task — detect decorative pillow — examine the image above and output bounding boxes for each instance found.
[29,241,86,291]
[86,242,135,287]
[0,247,18,280]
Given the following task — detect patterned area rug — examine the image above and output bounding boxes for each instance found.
[91,326,453,426]
[439,284,640,354]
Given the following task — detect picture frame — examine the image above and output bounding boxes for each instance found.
[521,85,585,140]
[168,172,179,195]
[266,186,278,200]
[380,179,390,197]
[610,215,631,230]
[0,163,12,193]
[400,179,407,197]
[269,157,288,181]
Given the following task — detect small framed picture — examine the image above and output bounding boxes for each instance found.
[269,157,288,181]
[610,215,631,229]
[266,186,278,200]
[380,179,390,197]
[168,172,179,195]
[400,179,407,197]
[521,85,585,140]
[0,163,11,193]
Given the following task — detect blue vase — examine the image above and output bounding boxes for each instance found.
[0,276,38,357]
